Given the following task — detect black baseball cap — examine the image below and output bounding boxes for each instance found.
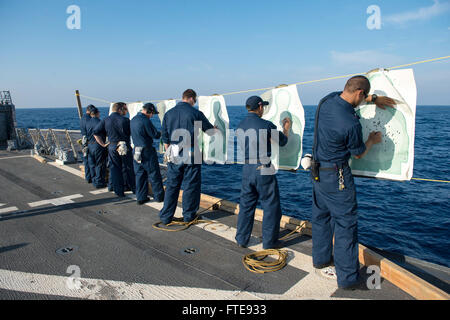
[246,96,269,110]
[143,103,159,114]
[86,104,96,113]
[90,106,99,114]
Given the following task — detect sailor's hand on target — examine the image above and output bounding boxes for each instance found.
[374,96,396,110]
[368,131,382,144]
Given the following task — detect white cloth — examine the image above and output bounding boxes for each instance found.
[117,141,128,156]
[301,154,312,170]
[133,146,143,163]
[198,95,229,164]
[261,84,305,171]
[350,68,416,181]
[164,144,181,164]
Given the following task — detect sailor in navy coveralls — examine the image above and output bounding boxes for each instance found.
[159,89,215,225]
[235,96,291,249]
[93,102,136,197]
[80,105,94,183]
[130,103,165,205]
[85,106,107,188]
[311,75,395,289]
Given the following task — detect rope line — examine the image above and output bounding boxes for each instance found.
[77,54,450,104]
[152,200,221,232]
[152,215,214,232]
[222,161,450,183]
[279,222,308,241]
[78,94,112,104]
[242,249,289,273]
[411,177,450,183]
[295,168,450,184]
[76,54,450,184]
[387,55,450,70]
[295,169,450,184]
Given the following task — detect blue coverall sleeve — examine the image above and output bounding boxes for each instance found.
[278,131,288,147]
[346,123,367,156]
[145,119,161,139]
[161,113,170,144]
[269,122,288,147]
[198,111,214,132]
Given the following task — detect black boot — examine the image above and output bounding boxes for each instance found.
[137,197,150,205]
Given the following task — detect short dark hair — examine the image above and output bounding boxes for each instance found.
[112,102,126,112]
[182,89,197,100]
[344,76,371,95]
[86,104,95,113]
[142,103,156,113]
[246,103,261,111]
[89,106,99,116]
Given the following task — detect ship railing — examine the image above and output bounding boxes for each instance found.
[25,128,83,162]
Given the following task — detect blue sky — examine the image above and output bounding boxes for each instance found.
[1,0,449,108]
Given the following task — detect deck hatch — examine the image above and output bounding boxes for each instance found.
[182,247,197,255]
[56,245,78,255]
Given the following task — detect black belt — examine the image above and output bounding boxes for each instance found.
[319,167,336,171]
[318,161,349,171]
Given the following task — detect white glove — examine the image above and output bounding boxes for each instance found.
[117,141,128,156]
[82,146,88,157]
[301,154,313,170]
[133,146,143,163]
[164,144,180,164]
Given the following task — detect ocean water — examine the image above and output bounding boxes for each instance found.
[15,105,450,268]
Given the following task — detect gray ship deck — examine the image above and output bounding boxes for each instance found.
[0,150,447,300]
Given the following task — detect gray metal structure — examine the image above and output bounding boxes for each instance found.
[27,128,83,162]
[0,91,17,149]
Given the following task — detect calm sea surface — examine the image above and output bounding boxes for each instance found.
[15,105,450,267]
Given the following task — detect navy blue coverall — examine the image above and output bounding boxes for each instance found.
[86,117,107,188]
[93,112,136,197]
[235,112,288,249]
[80,113,92,183]
[130,112,165,202]
[159,102,214,224]
[312,91,366,288]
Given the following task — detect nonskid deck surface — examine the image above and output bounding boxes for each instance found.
[0,150,413,300]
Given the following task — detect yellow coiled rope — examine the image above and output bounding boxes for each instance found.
[242,222,308,274]
[242,249,289,274]
[151,198,308,273]
[152,201,221,232]
[152,215,214,232]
